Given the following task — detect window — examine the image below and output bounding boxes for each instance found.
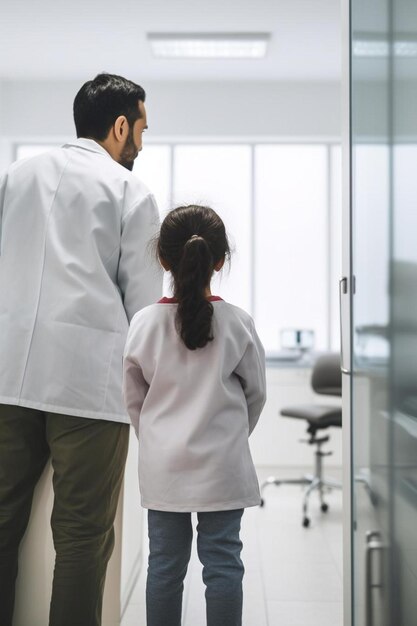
[133,145,171,215]
[173,145,252,311]
[330,145,342,351]
[254,145,328,351]
[14,140,342,355]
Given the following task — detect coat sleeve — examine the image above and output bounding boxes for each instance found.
[122,354,149,438]
[234,319,267,435]
[118,193,162,322]
[0,171,7,256]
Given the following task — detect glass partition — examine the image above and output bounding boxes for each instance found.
[349,0,417,624]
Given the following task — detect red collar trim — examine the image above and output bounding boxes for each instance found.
[158,296,223,304]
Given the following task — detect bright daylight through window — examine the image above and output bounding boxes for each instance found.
[16,141,343,355]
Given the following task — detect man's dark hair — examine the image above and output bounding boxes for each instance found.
[73,73,146,140]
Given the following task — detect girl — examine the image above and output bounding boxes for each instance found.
[123,204,266,626]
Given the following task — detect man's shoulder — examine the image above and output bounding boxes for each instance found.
[6,146,65,175]
[87,153,152,203]
[124,171,152,199]
[67,142,153,205]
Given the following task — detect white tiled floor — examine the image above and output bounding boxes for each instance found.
[121,466,343,626]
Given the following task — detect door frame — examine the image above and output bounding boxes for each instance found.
[341,1,353,625]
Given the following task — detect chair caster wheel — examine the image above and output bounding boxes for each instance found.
[260,499,265,507]
[321,503,329,513]
[302,517,310,528]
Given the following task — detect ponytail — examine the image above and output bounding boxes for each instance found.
[157,205,231,351]
[175,235,214,350]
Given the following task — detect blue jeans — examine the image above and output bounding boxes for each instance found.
[146,508,244,626]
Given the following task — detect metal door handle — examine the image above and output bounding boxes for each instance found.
[339,277,351,374]
[365,530,386,626]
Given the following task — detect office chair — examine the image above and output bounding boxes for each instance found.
[260,352,342,527]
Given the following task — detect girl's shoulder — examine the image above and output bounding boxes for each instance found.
[129,299,255,332]
[129,302,169,328]
[126,303,172,353]
[214,300,252,321]
[213,301,255,333]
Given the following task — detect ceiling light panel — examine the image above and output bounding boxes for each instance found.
[148,33,270,59]
[353,39,417,58]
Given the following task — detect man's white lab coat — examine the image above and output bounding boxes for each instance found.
[0,138,162,422]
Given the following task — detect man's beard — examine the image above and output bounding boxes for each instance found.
[119,127,138,171]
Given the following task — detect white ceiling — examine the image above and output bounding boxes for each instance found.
[0,0,341,82]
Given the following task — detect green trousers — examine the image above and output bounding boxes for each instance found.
[0,404,129,626]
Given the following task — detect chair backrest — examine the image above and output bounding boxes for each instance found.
[311,353,341,397]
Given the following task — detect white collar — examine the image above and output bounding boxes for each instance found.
[63,138,112,159]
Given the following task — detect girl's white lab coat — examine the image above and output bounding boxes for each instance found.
[123,299,266,512]
[0,139,161,422]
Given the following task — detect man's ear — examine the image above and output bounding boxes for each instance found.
[113,115,129,143]
[214,257,225,272]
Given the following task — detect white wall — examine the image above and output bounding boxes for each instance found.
[9,79,412,142]
[0,79,341,139]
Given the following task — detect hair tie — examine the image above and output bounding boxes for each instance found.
[189,234,201,242]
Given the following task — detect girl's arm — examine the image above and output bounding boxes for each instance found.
[122,356,149,437]
[234,320,267,435]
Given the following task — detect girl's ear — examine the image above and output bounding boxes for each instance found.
[214,257,225,272]
[159,256,170,271]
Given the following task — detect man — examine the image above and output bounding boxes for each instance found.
[0,73,162,626]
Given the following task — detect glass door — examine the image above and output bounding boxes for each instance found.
[350,1,391,623]
[347,0,417,624]
[390,0,417,622]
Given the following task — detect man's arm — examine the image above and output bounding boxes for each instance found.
[118,193,162,322]
[0,171,7,256]
[122,356,149,437]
